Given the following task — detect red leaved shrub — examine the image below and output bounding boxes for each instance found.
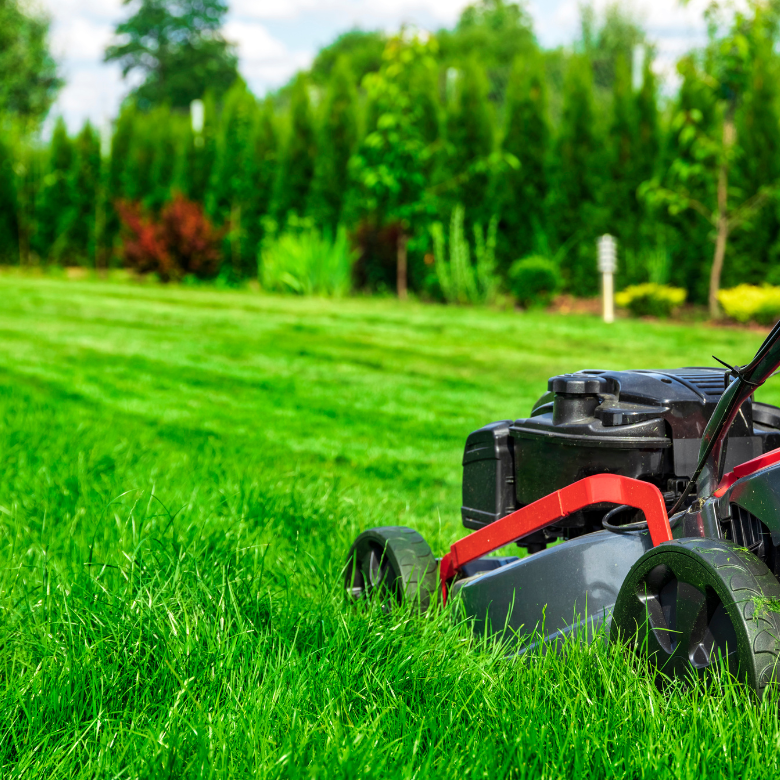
[116,193,223,281]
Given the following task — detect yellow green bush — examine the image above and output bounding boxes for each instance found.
[615,283,687,318]
[718,284,780,325]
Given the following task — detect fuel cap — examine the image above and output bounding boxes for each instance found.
[548,374,612,394]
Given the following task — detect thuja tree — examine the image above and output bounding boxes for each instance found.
[645,1,780,317]
[444,56,495,230]
[496,52,549,268]
[34,117,74,261]
[176,92,219,204]
[104,105,135,260]
[252,97,278,238]
[64,122,101,265]
[273,74,316,224]
[349,33,441,298]
[207,79,260,278]
[549,53,607,296]
[308,56,360,234]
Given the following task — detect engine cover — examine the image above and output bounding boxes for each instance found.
[461,368,780,546]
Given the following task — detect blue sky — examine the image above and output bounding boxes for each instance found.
[42,0,712,130]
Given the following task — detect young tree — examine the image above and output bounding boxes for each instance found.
[0,0,61,122]
[496,53,549,268]
[273,75,316,225]
[34,118,74,261]
[349,33,441,298]
[308,56,360,233]
[644,2,779,316]
[105,0,239,109]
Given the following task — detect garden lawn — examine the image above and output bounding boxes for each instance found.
[2,276,780,779]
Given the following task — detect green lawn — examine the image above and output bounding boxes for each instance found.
[2,276,780,778]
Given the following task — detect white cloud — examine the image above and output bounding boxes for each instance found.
[52,17,115,64]
[230,0,470,24]
[224,21,313,91]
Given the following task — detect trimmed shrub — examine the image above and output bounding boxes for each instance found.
[260,220,355,297]
[615,283,686,318]
[116,193,223,281]
[718,284,780,325]
[508,255,560,307]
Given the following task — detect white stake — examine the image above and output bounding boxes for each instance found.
[598,234,617,324]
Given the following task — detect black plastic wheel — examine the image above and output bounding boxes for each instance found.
[344,526,438,612]
[611,538,780,698]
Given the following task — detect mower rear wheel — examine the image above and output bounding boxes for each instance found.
[611,538,780,699]
[344,526,438,612]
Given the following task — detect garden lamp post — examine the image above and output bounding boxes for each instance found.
[598,234,617,324]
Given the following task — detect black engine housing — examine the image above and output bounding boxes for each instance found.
[462,368,780,552]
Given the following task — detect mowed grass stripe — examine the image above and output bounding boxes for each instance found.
[1,276,780,778]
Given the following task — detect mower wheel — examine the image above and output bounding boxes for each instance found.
[611,538,780,699]
[344,526,438,612]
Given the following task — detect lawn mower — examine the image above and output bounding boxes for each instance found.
[345,322,780,698]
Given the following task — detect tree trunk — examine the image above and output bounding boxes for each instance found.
[397,230,408,300]
[709,117,735,319]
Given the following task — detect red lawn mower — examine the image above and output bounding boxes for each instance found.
[346,323,780,698]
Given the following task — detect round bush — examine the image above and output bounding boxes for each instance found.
[508,256,560,307]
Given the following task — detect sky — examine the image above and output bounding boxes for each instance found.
[42,0,714,131]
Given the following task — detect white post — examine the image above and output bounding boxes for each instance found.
[598,234,617,324]
[190,99,205,147]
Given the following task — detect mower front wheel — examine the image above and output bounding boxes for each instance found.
[344,526,438,612]
[611,538,780,699]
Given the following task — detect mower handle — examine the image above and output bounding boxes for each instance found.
[685,320,780,505]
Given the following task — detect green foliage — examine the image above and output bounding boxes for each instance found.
[507,255,560,307]
[273,75,316,225]
[207,80,261,278]
[496,53,549,269]
[349,34,440,229]
[550,54,606,296]
[309,57,359,233]
[62,122,101,265]
[0,136,17,261]
[308,29,386,87]
[431,205,499,304]
[580,2,646,92]
[260,218,355,296]
[0,0,61,122]
[33,118,73,261]
[615,283,687,318]
[104,0,238,109]
[444,57,495,229]
[718,284,780,324]
[438,0,536,74]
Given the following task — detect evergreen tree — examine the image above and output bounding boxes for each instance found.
[104,105,135,259]
[651,57,717,303]
[549,53,607,296]
[634,54,660,188]
[273,75,316,224]
[607,54,639,248]
[176,92,218,203]
[105,0,238,109]
[64,121,101,265]
[33,117,73,260]
[496,53,549,268]
[149,109,185,210]
[0,136,18,262]
[308,57,359,233]
[253,97,278,230]
[445,57,495,229]
[207,79,260,277]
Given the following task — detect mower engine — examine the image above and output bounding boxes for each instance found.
[462,368,780,557]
